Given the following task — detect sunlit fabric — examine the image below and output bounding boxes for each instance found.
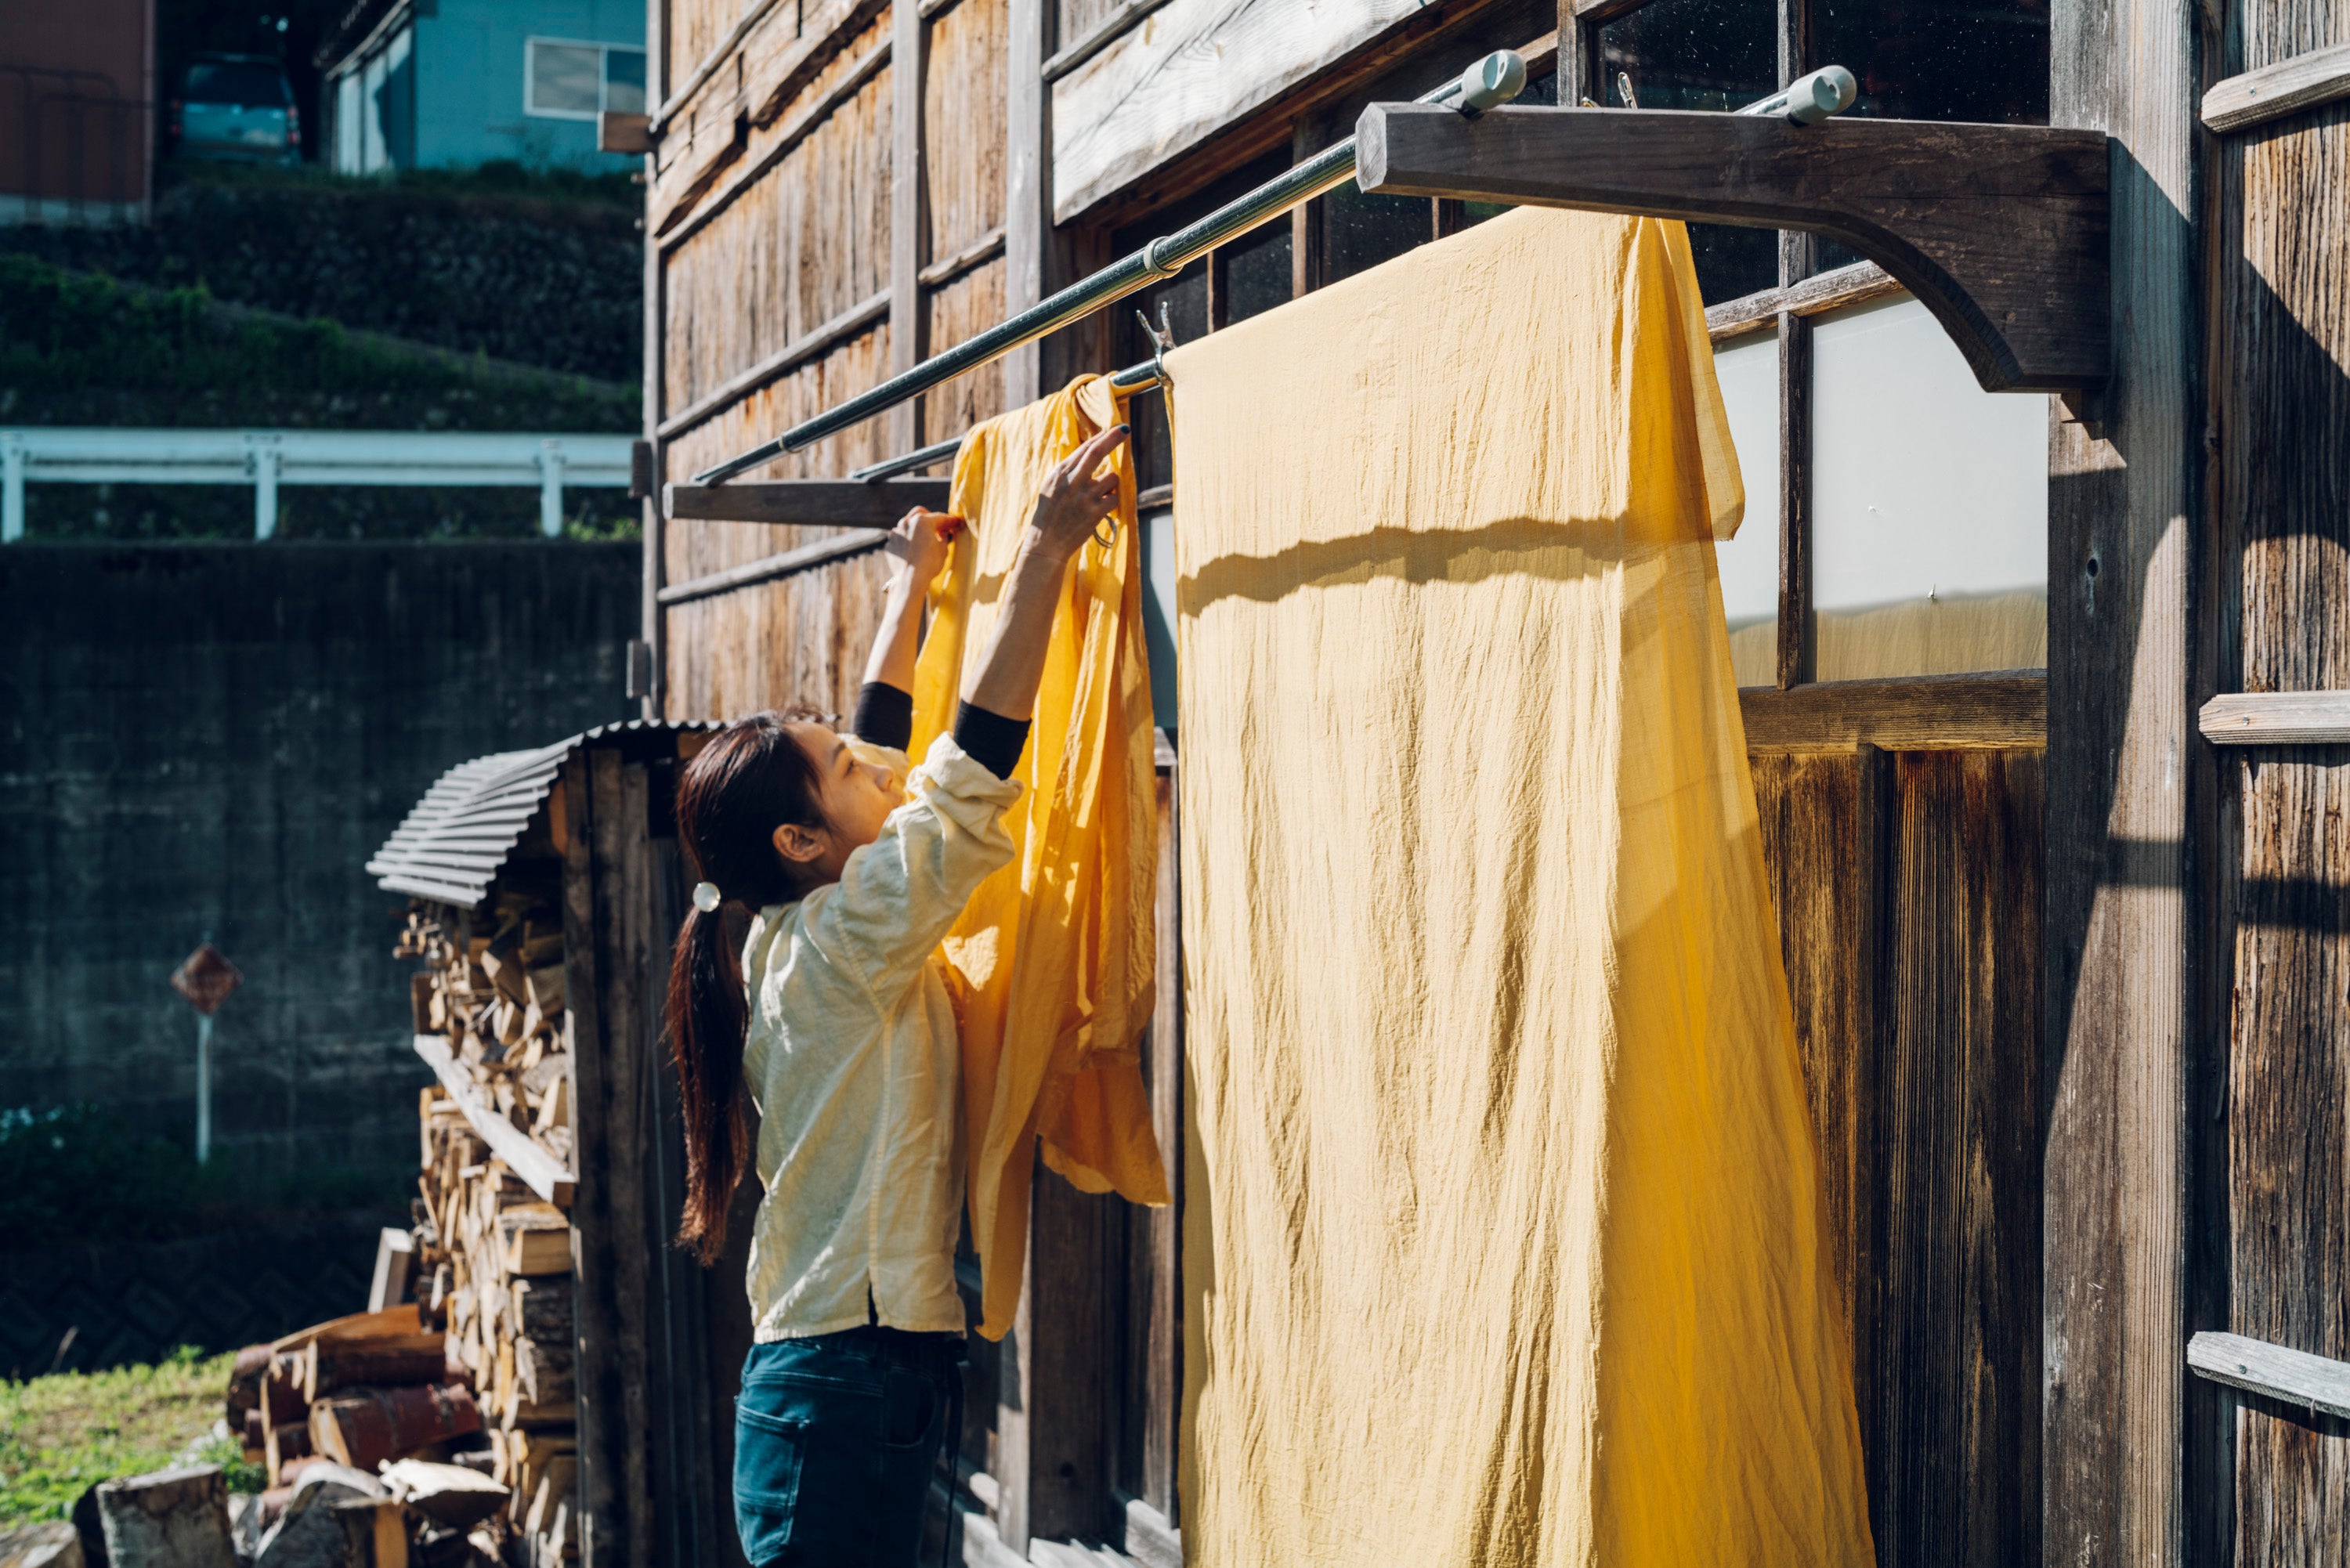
[1166,207,1874,1566]
[908,374,1170,1342]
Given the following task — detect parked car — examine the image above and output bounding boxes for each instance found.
[172,54,299,164]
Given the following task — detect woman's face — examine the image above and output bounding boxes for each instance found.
[778,720,902,881]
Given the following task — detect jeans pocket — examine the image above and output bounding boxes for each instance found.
[733,1402,808,1564]
[880,1364,937,1451]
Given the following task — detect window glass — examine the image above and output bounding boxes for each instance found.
[1711,327,1781,686]
[1817,0,2048,124]
[1219,219,1289,327]
[1809,294,2046,679]
[1140,506,1179,727]
[185,63,290,106]
[1809,0,2048,271]
[604,49,648,115]
[1325,182,1428,285]
[528,41,602,117]
[1596,0,1779,302]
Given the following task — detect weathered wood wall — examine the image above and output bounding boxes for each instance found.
[1752,735,2045,1568]
[2211,0,2350,1554]
[649,0,1018,724]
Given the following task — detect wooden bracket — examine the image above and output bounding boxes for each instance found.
[1355,103,2110,394]
[663,475,951,524]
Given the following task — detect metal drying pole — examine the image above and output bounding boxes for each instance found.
[748,61,1861,491]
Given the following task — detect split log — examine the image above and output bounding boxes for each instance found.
[309,1386,483,1473]
[379,1462,508,1532]
[303,1334,449,1400]
[497,1208,570,1277]
[511,1339,572,1408]
[226,1346,273,1416]
[251,1472,378,1568]
[0,1522,85,1568]
[330,1501,406,1568]
[93,1466,235,1568]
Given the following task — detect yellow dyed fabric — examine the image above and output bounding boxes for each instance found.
[1167,208,1873,1566]
[909,374,1170,1342]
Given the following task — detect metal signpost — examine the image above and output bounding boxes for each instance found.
[169,941,243,1165]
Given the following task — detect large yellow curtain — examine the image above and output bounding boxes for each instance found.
[1166,208,1873,1565]
[909,374,1169,1342]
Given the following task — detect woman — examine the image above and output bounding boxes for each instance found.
[664,423,1131,1567]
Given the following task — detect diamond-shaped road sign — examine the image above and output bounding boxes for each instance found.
[170,943,243,1016]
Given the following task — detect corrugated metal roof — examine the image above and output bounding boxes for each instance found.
[367,719,717,907]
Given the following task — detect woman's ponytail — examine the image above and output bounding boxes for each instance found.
[666,711,826,1264]
[667,901,751,1263]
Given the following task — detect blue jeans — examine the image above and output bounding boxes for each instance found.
[733,1327,961,1567]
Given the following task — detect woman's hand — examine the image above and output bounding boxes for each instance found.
[962,423,1132,721]
[884,507,963,588]
[1018,425,1130,568]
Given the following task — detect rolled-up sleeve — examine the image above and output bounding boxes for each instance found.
[795,733,1021,1004]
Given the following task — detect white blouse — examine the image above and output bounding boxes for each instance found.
[738,733,1020,1339]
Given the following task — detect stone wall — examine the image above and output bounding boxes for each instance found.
[0,541,640,1172]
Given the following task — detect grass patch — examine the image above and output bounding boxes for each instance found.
[0,1347,259,1525]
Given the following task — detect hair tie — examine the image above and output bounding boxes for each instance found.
[692,881,722,913]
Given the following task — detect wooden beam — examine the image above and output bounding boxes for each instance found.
[2189,1332,2350,1422]
[919,225,1006,289]
[1706,260,1907,341]
[413,1035,575,1205]
[1354,103,2112,393]
[658,534,891,605]
[2199,691,2350,744]
[654,291,891,441]
[2200,41,2350,135]
[1053,0,1536,230]
[1737,674,2047,751]
[662,476,949,524]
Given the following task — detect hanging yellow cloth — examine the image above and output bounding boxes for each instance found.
[1166,208,1874,1566]
[909,374,1170,1342]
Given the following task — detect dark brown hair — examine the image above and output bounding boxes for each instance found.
[666,710,827,1263]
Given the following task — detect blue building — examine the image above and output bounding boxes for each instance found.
[319,0,645,175]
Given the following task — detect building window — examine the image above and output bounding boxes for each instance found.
[525,38,648,121]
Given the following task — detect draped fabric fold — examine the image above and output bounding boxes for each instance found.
[1167,208,1874,1566]
[909,374,1170,1342]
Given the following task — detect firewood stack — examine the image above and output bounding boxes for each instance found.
[396,898,574,1172]
[411,1093,578,1568]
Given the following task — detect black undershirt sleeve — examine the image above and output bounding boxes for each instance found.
[850,681,913,752]
[953,701,1032,780]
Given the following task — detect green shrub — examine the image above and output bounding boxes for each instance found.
[0,1104,408,1249]
[0,255,637,434]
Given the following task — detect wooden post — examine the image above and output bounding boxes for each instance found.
[1775,310,1813,689]
[889,0,928,457]
[639,0,668,721]
[2041,0,2199,1559]
[1291,114,1326,299]
[1004,0,1050,407]
[564,749,660,1568]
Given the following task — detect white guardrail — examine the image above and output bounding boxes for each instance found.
[0,429,636,541]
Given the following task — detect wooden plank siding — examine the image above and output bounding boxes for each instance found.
[2212,0,2350,1536]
